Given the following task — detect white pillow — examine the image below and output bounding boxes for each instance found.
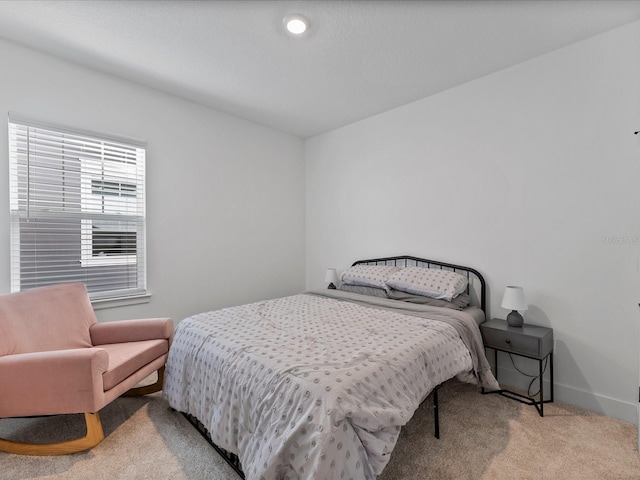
[340,264,401,289]
[385,267,468,302]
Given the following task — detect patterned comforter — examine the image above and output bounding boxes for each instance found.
[163,290,498,480]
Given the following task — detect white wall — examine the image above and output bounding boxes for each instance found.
[0,38,306,323]
[306,21,640,423]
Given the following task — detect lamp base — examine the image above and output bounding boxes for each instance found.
[506,310,523,327]
[327,283,336,290]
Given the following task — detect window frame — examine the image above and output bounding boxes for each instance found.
[8,114,148,304]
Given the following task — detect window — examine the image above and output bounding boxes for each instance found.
[8,115,146,301]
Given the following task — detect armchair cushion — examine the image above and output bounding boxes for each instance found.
[100,340,169,391]
[0,283,97,356]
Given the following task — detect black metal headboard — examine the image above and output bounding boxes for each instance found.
[352,255,486,312]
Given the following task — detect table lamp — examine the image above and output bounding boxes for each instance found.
[501,286,527,327]
[325,268,338,289]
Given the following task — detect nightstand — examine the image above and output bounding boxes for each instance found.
[480,318,554,416]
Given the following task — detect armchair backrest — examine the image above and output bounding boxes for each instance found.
[0,283,98,357]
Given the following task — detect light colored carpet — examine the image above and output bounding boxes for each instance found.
[2,380,638,480]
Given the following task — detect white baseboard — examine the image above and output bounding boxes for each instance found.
[495,365,637,424]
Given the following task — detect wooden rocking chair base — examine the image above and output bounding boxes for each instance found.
[123,366,165,397]
[0,366,165,455]
[0,411,105,456]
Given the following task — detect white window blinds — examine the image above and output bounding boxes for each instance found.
[8,115,147,301]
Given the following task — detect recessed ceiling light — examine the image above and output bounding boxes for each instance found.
[283,13,308,35]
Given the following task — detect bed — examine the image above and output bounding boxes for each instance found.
[163,255,499,480]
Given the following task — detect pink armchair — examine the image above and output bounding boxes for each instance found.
[0,283,173,455]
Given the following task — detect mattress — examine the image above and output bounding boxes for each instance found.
[163,290,498,480]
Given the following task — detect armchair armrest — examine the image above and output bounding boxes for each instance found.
[90,318,173,347]
[0,348,109,417]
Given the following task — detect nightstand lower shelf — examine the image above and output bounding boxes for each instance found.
[483,348,554,417]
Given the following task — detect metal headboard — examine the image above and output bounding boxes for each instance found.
[352,255,486,312]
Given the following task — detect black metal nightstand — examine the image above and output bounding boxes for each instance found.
[480,318,554,416]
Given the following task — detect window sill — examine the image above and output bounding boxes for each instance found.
[91,293,152,310]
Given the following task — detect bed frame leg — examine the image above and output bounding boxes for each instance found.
[433,385,440,439]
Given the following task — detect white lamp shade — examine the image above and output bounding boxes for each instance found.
[325,268,338,284]
[501,286,527,311]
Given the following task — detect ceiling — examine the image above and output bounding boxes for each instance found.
[0,0,639,138]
